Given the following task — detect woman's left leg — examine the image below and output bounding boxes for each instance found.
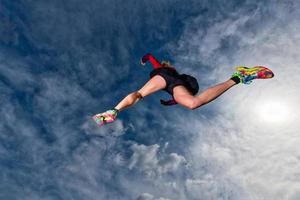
[173,79,236,109]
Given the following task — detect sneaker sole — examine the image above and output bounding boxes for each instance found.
[92,113,115,127]
[236,66,273,77]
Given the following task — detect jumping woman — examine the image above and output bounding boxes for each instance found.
[93,53,274,126]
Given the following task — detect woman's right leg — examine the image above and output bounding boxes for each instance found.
[114,75,167,111]
[173,79,237,109]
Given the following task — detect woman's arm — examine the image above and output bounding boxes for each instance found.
[141,53,162,69]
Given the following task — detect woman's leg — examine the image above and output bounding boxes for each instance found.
[173,79,236,109]
[114,75,166,111]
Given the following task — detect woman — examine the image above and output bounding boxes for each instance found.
[93,53,274,126]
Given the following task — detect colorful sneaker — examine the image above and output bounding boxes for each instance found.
[234,66,274,84]
[92,109,118,127]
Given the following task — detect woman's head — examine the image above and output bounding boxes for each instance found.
[161,60,171,67]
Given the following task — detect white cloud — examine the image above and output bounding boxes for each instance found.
[2,1,300,200]
[82,117,126,137]
[137,193,155,200]
[129,143,186,176]
[185,178,220,200]
[137,193,172,200]
[169,1,300,199]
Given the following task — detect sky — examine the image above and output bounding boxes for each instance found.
[0,0,300,200]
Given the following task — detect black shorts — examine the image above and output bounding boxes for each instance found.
[150,68,199,95]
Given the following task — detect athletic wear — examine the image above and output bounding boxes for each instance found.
[180,74,199,95]
[142,53,199,95]
[232,66,274,84]
[150,68,199,95]
[160,98,177,106]
[141,53,163,69]
[92,109,118,126]
[141,53,176,70]
[231,72,242,84]
[230,75,241,84]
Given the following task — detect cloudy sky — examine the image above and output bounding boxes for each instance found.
[1,0,300,199]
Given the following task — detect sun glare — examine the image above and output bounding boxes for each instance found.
[255,100,292,124]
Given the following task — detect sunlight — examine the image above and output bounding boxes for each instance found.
[255,100,292,124]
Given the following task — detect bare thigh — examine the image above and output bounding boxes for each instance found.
[138,75,167,97]
[173,85,197,109]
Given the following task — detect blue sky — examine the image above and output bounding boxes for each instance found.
[1,1,300,200]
